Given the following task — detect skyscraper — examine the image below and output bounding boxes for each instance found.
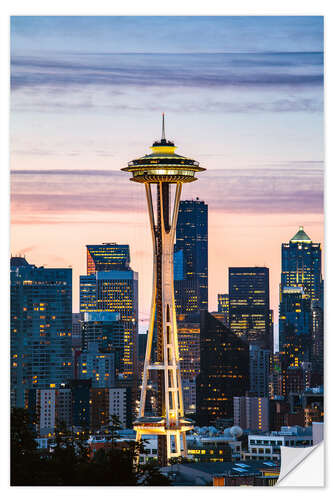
[281,226,322,304]
[177,322,200,414]
[229,267,270,349]
[76,342,116,387]
[79,269,138,380]
[279,226,323,374]
[174,198,208,319]
[196,311,250,426]
[279,286,312,365]
[11,257,72,408]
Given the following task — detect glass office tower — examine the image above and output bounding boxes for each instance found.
[80,245,138,380]
[10,257,72,407]
[281,226,322,304]
[229,267,270,349]
[174,199,208,319]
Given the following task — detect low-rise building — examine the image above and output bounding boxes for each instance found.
[160,461,279,486]
[242,426,313,462]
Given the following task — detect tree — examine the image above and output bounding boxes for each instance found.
[104,414,122,449]
[11,408,40,485]
[139,458,171,486]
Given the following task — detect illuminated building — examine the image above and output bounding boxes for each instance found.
[196,311,249,426]
[311,303,324,376]
[108,387,132,428]
[86,243,130,275]
[72,312,84,346]
[122,115,205,465]
[187,441,232,463]
[26,387,72,437]
[174,199,208,320]
[177,322,200,413]
[278,286,312,363]
[79,269,138,380]
[229,267,270,349]
[217,293,229,318]
[233,396,269,432]
[80,311,124,377]
[77,342,116,387]
[281,226,322,304]
[243,426,313,462]
[10,257,72,408]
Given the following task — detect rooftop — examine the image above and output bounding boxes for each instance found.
[290,226,312,243]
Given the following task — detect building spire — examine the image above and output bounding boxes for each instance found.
[162,113,166,141]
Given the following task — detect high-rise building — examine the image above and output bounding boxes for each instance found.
[281,226,322,304]
[229,267,270,349]
[311,303,324,376]
[11,257,72,408]
[72,312,84,347]
[80,267,138,380]
[217,293,229,315]
[196,311,250,426]
[234,396,269,432]
[26,387,72,437]
[174,198,208,319]
[86,243,130,275]
[249,345,270,398]
[109,387,132,428]
[76,342,116,387]
[279,227,323,380]
[279,286,312,364]
[177,322,200,414]
[80,311,124,376]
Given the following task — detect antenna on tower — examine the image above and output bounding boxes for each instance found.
[162,113,166,141]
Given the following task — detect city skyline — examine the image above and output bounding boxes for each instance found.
[11,16,324,328]
[9,15,324,485]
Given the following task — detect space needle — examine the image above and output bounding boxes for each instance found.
[122,115,205,465]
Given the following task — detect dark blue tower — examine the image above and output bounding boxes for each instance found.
[174,198,208,319]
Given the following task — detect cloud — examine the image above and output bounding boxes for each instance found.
[11,52,323,92]
[11,165,323,220]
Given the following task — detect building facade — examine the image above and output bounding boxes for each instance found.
[233,396,269,432]
[86,243,130,275]
[177,322,200,414]
[80,267,138,380]
[174,199,208,319]
[249,345,270,398]
[229,267,270,349]
[11,257,72,408]
[196,311,250,426]
[279,287,312,363]
[281,226,322,304]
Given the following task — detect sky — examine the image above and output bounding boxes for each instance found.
[10,16,324,336]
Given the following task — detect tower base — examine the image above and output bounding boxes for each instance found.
[134,417,193,465]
